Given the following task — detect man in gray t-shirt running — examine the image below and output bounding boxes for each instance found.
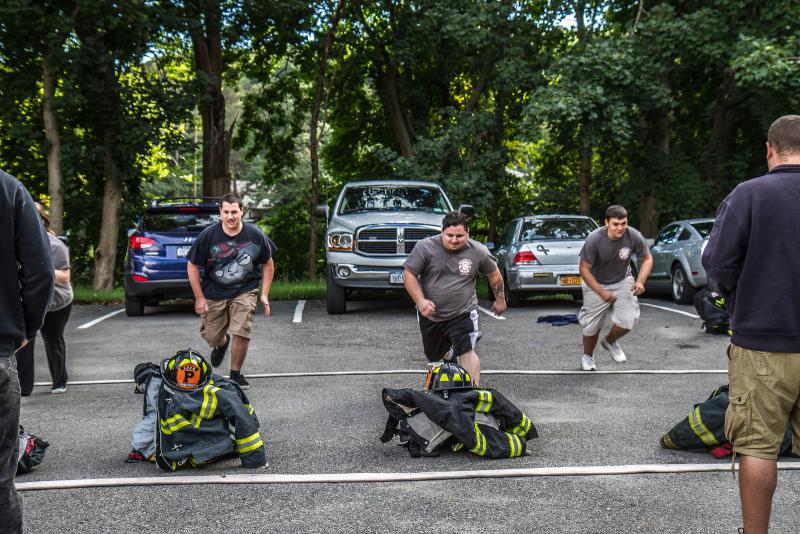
[577,205,653,371]
[403,211,506,385]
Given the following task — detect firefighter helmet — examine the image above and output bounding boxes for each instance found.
[161,349,211,391]
[430,361,473,393]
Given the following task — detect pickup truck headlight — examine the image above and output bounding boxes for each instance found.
[328,232,353,251]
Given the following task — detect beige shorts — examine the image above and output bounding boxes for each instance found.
[200,289,259,347]
[578,276,640,336]
[726,344,800,459]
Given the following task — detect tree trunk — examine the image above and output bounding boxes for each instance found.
[578,145,591,215]
[309,0,345,280]
[93,145,123,291]
[42,55,64,235]
[383,63,414,158]
[187,1,230,198]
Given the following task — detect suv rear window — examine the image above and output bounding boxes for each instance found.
[339,186,449,214]
[143,210,220,232]
[520,218,597,241]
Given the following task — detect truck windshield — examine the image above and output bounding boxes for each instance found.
[339,186,450,214]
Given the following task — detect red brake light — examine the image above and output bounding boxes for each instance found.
[179,207,199,212]
[132,274,149,282]
[513,251,540,265]
[129,235,157,250]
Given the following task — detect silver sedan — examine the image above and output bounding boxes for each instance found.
[634,218,715,303]
[491,215,599,306]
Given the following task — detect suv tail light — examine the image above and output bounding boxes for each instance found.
[130,235,157,251]
[513,251,540,265]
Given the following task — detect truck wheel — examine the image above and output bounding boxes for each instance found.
[125,296,145,317]
[671,264,697,304]
[326,273,347,314]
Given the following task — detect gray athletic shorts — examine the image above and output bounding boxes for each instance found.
[578,275,640,336]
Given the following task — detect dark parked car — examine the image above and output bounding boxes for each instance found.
[491,214,599,306]
[632,218,715,304]
[123,198,220,316]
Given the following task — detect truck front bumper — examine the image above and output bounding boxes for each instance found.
[327,254,408,290]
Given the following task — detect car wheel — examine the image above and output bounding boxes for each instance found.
[671,264,697,304]
[326,272,347,314]
[503,272,522,308]
[125,296,145,317]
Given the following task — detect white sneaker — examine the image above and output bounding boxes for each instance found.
[581,354,597,371]
[601,337,627,363]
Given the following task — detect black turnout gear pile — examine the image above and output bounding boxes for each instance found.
[381,386,537,459]
[693,288,731,336]
[661,385,793,458]
[131,360,266,470]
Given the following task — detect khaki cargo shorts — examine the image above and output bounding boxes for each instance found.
[200,289,259,347]
[726,343,800,459]
[578,275,640,336]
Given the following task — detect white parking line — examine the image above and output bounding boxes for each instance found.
[77,308,125,329]
[31,368,727,388]
[16,461,800,491]
[293,300,306,323]
[640,302,700,319]
[478,306,506,320]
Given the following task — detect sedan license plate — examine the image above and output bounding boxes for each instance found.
[176,245,191,258]
[389,271,404,284]
[560,275,581,286]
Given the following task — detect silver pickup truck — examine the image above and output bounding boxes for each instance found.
[315,180,469,314]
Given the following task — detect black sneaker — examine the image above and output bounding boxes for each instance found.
[229,371,250,390]
[210,334,230,367]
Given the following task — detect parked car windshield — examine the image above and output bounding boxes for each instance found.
[143,211,220,232]
[339,186,449,214]
[520,218,597,241]
[691,221,714,238]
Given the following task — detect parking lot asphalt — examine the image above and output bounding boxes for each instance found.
[16,296,800,533]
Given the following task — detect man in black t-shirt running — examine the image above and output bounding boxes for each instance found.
[187,193,275,389]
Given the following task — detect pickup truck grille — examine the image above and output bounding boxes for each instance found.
[356,226,440,256]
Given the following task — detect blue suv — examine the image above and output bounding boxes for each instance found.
[123,198,220,316]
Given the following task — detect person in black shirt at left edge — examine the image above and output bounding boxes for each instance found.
[0,169,54,534]
[187,192,275,390]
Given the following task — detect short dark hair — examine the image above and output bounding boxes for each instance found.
[442,210,469,231]
[220,192,244,211]
[768,115,800,155]
[605,205,627,220]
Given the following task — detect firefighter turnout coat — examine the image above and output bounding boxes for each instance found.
[661,385,792,458]
[132,365,266,470]
[382,387,537,459]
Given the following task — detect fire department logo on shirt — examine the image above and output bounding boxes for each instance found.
[618,247,632,260]
[458,258,473,275]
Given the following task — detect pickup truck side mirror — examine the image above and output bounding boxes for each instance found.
[314,204,330,220]
[457,204,475,218]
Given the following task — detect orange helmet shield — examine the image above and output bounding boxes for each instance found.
[175,361,202,390]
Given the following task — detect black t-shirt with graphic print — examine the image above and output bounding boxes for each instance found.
[187,222,275,301]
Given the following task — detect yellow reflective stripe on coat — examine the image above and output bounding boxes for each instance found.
[160,415,191,435]
[469,423,487,456]
[203,385,220,420]
[244,403,255,415]
[475,390,493,413]
[688,406,718,446]
[511,414,532,437]
[235,432,263,453]
[506,432,523,458]
[506,432,516,458]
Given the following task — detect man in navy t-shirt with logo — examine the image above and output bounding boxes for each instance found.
[187,193,275,389]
